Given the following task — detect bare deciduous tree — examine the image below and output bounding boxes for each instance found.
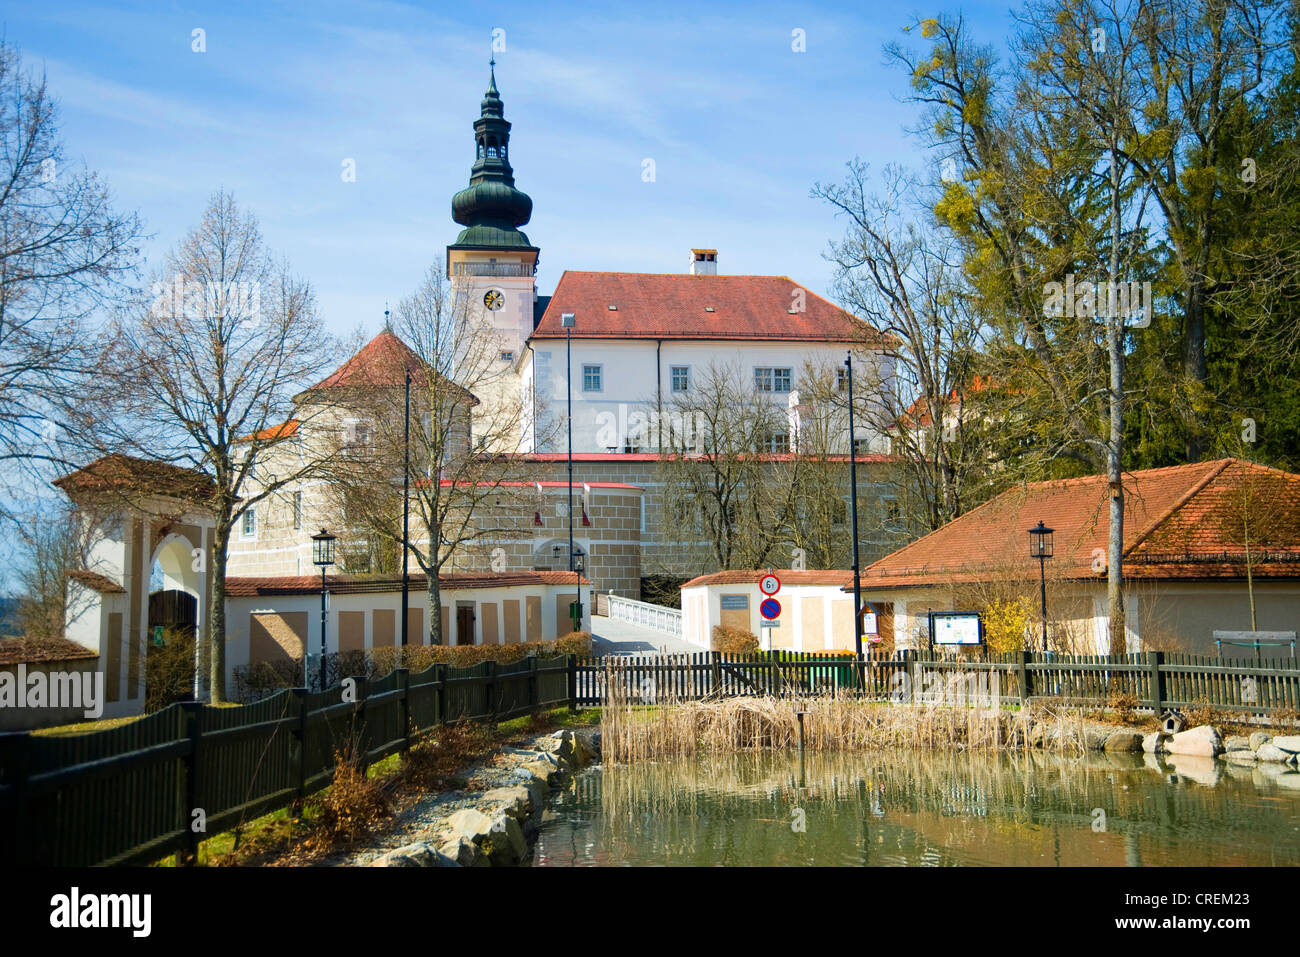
[324,265,541,644]
[96,191,342,702]
[0,41,142,516]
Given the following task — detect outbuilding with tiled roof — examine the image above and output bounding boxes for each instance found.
[858,458,1300,656]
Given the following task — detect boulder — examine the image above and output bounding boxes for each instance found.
[1249,732,1273,750]
[484,813,527,863]
[1271,735,1300,754]
[438,836,487,867]
[520,757,561,786]
[1225,749,1258,765]
[369,841,458,867]
[508,768,549,804]
[1223,735,1251,752]
[1257,743,1293,763]
[541,729,575,761]
[444,807,495,842]
[1141,732,1163,754]
[1082,726,1111,750]
[1165,724,1222,757]
[479,785,533,822]
[1103,730,1143,752]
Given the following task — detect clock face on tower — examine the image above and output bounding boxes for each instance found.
[483,289,505,311]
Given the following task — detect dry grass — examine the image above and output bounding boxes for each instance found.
[309,740,391,850]
[399,718,499,789]
[601,690,1033,764]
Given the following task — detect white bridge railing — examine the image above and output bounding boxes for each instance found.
[607,594,683,637]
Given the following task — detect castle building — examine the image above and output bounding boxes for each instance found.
[225,63,903,599]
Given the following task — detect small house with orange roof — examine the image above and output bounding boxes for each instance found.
[858,458,1300,656]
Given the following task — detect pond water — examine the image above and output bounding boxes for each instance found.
[532,749,1300,866]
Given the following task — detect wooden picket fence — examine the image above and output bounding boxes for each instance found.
[576,650,1300,717]
[0,655,571,867]
[2,648,1297,867]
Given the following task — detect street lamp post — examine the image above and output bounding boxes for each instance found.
[562,312,575,576]
[845,351,863,657]
[311,528,336,691]
[1028,521,1054,652]
[401,368,410,656]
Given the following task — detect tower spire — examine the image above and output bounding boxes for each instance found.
[449,61,535,252]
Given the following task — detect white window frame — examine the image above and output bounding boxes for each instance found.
[763,431,791,454]
[754,366,793,393]
[670,365,690,393]
[241,509,256,539]
[582,364,603,392]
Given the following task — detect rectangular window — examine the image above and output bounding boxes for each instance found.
[763,431,790,454]
[292,491,302,530]
[837,368,849,391]
[500,350,514,363]
[754,367,793,393]
[671,365,690,392]
[241,509,256,538]
[583,364,602,392]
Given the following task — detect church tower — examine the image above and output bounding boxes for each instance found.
[447,61,538,371]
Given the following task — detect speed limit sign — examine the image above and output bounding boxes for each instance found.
[759,573,781,596]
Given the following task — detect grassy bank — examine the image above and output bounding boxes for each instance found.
[156,705,600,866]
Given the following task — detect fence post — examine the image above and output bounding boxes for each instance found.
[396,668,411,752]
[6,732,30,866]
[1017,650,1033,704]
[1147,651,1165,713]
[436,664,447,726]
[567,655,578,712]
[180,701,202,866]
[290,687,310,801]
[528,655,539,713]
[352,675,370,772]
[711,652,722,695]
[485,660,498,722]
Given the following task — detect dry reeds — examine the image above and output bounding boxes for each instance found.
[600,668,1126,763]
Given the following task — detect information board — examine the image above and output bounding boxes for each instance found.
[930,611,983,645]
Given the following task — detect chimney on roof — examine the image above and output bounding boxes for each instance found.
[689,248,717,275]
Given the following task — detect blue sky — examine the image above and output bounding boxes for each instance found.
[3,0,1015,339]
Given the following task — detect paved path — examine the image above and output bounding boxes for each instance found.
[590,615,698,656]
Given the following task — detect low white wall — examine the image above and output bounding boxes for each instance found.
[681,582,857,652]
[224,582,589,687]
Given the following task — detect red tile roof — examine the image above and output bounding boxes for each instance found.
[0,636,98,665]
[860,458,1300,587]
[305,330,479,405]
[238,419,300,444]
[54,454,217,503]
[682,569,854,589]
[532,272,890,343]
[68,570,126,594]
[225,570,589,597]
[311,330,430,389]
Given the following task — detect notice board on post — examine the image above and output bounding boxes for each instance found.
[929,611,983,646]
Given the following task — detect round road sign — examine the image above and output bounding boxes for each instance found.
[759,574,781,596]
[760,597,781,620]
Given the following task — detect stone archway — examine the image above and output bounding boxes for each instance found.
[147,531,208,703]
[532,538,585,572]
